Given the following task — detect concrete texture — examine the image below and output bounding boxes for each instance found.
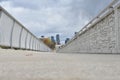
[57,1,120,53]
[0,49,120,80]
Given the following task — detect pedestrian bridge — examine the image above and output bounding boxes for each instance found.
[57,0,120,54]
[1,0,120,54]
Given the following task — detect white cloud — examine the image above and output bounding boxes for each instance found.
[0,0,112,44]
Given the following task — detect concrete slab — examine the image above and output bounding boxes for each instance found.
[0,49,120,80]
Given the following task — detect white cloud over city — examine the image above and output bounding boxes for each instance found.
[0,0,112,44]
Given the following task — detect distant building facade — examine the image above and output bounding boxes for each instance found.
[65,38,70,44]
[51,36,56,43]
[56,34,60,45]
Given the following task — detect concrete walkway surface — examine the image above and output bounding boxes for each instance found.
[0,49,120,80]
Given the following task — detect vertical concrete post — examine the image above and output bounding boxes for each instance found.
[19,28,23,49]
[35,41,37,51]
[114,6,119,53]
[34,39,35,51]
[0,11,2,43]
[39,40,41,51]
[32,38,34,51]
[25,32,28,50]
[10,20,15,48]
[29,35,32,50]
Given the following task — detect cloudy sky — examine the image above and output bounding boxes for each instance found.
[0,0,112,44]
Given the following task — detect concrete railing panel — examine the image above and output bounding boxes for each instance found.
[12,22,22,48]
[0,11,14,47]
[26,33,31,49]
[30,36,33,50]
[33,38,36,50]
[20,28,27,49]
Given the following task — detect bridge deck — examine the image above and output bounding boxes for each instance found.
[0,49,119,80]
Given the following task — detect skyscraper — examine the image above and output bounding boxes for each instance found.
[65,38,70,44]
[56,34,60,45]
[51,36,56,44]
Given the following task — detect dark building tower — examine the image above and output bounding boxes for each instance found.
[56,34,60,45]
[51,36,56,44]
[65,38,70,44]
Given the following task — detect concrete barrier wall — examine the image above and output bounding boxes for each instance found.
[20,28,27,49]
[0,11,14,46]
[26,33,31,49]
[0,6,51,52]
[117,6,120,53]
[57,1,120,53]
[12,22,22,48]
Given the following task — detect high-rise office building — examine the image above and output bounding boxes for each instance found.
[56,34,60,45]
[65,38,70,44]
[51,36,56,43]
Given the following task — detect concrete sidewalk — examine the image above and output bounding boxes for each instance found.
[0,49,120,80]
